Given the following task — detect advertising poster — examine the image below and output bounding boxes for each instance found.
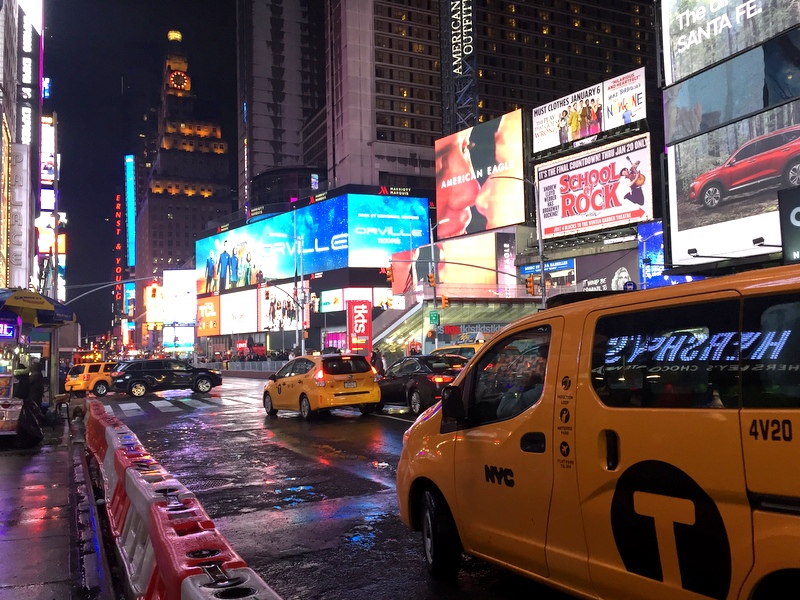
[661,0,797,86]
[536,133,653,239]
[220,289,258,335]
[434,109,525,241]
[258,281,309,332]
[196,296,220,337]
[162,269,197,325]
[779,187,800,264]
[667,100,798,265]
[318,289,343,313]
[575,250,640,292]
[495,232,517,293]
[637,221,703,288]
[347,300,372,354]
[531,69,646,153]
[162,325,195,354]
[196,194,429,296]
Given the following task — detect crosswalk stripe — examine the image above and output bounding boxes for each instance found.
[150,400,183,412]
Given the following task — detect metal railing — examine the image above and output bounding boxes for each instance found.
[197,360,287,373]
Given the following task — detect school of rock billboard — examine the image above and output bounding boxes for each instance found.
[531,68,646,153]
[661,0,798,86]
[434,110,525,241]
[535,133,654,239]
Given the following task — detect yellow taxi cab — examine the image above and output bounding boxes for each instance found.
[430,333,486,360]
[65,362,118,397]
[397,263,800,599]
[263,353,381,420]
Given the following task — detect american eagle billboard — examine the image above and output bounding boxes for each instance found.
[535,133,654,239]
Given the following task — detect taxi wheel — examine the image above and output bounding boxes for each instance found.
[194,377,213,394]
[263,393,278,416]
[409,390,424,416]
[129,382,148,398]
[299,396,313,421]
[93,382,108,397]
[421,489,462,580]
[358,403,376,415]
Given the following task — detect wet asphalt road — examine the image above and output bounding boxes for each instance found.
[99,378,573,600]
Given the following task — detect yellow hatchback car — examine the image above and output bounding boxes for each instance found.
[263,353,381,420]
[65,362,118,397]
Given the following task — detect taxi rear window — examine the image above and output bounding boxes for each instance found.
[323,356,371,375]
[68,365,85,376]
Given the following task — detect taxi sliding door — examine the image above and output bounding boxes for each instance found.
[576,293,753,600]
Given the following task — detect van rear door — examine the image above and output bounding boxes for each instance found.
[577,293,753,600]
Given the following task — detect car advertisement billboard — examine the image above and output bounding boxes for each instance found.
[196,193,429,296]
[667,99,799,266]
[532,68,647,153]
[661,0,798,86]
[664,29,800,146]
[434,110,525,241]
[536,133,654,239]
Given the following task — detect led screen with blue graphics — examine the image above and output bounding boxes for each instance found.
[195,194,430,296]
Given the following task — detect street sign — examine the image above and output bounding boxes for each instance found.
[623,281,637,291]
[429,311,439,325]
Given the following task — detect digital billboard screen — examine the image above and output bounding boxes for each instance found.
[434,109,525,241]
[535,133,654,239]
[196,194,429,296]
[259,281,309,331]
[220,289,258,335]
[162,270,197,326]
[532,68,647,153]
[661,0,799,86]
[666,99,798,266]
[637,220,703,288]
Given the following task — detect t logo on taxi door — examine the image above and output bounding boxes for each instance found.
[484,465,515,487]
[610,460,731,600]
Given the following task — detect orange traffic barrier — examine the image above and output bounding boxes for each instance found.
[180,567,283,600]
[107,445,151,538]
[144,500,246,600]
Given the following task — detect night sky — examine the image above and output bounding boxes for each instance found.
[42,1,237,337]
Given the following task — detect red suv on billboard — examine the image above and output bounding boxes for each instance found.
[688,124,800,208]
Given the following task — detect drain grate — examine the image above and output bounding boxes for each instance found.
[179,477,233,492]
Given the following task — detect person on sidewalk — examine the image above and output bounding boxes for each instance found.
[13,363,30,399]
[28,362,45,413]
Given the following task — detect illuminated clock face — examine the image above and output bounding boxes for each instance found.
[169,70,188,89]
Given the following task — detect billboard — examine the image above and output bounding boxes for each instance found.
[347,300,372,354]
[220,289,258,335]
[536,133,654,239]
[637,220,703,288]
[779,188,800,264]
[40,117,54,187]
[162,269,197,325]
[259,281,309,332]
[196,194,429,295]
[664,29,800,145]
[575,250,640,292]
[434,110,525,241]
[661,0,799,86]
[197,296,220,337]
[162,325,195,354]
[532,68,647,153]
[666,100,799,265]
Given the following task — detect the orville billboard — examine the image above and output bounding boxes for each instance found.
[536,133,653,239]
[532,68,646,153]
[661,0,798,86]
[195,193,429,296]
[434,110,525,241]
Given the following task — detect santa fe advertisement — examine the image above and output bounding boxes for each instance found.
[535,133,653,239]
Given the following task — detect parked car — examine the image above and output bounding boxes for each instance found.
[111,359,222,397]
[262,353,381,420]
[688,124,800,208]
[378,355,467,416]
[64,361,119,397]
[430,342,484,360]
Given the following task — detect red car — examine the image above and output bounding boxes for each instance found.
[688,124,800,208]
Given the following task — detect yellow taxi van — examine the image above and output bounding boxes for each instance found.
[397,263,800,599]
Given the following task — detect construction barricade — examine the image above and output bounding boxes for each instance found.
[83,400,282,600]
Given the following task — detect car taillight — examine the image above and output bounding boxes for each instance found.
[314,368,326,387]
[371,365,380,382]
[428,374,455,385]
[111,371,122,377]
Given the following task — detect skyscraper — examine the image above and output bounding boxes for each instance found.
[134,31,232,346]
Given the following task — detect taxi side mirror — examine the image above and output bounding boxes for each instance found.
[441,385,465,421]
[268,374,277,382]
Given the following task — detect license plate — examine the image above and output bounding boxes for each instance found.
[344,381,357,388]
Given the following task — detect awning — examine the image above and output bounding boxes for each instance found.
[0,288,76,328]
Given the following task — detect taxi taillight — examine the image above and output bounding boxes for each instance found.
[314,368,326,387]
[82,374,90,381]
[371,365,380,382]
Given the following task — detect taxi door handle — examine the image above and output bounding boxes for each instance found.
[521,432,545,453]
[605,429,619,471]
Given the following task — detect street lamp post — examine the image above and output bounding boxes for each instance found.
[426,218,450,351]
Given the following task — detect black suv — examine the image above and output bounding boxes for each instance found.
[111,359,222,397]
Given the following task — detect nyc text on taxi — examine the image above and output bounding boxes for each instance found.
[397,264,800,600]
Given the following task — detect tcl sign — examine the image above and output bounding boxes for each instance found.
[347,300,372,354]
[779,188,800,265]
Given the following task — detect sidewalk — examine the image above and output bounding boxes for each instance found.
[0,411,113,600]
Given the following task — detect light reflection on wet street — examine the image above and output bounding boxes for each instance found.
[98,377,572,600]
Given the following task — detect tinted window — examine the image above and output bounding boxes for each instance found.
[68,365,85,376]
[741,294,800,408]
[145,361,165,370]
[124,363,142,372]
[166,361,189,371]
[591,300,740,409]
[275,361,294,379]
[468,327,551,423]
[88,364,101,373]
[103,364,115,373]
[323,356,371,374]
[421,356,466,371]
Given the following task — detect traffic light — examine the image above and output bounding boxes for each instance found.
[441,295,449,308]
[525,275,535,295]
[386,266,394,283]
[428,272,436,286]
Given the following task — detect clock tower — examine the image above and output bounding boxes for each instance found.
[132,30,232,351]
